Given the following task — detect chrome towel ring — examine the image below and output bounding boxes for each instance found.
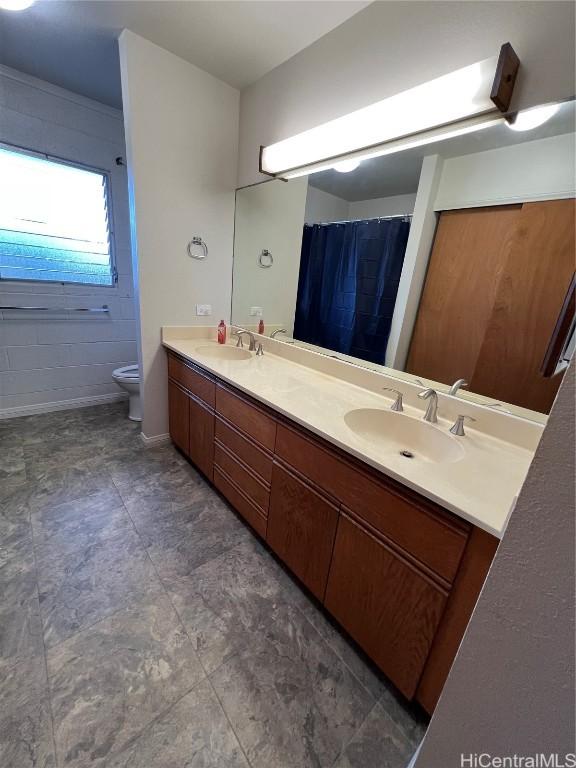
[187,236,208,260]
[258,249,273,268]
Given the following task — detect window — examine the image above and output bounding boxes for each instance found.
[0,145,115,286]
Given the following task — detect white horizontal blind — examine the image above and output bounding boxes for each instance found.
[0,146,114,285]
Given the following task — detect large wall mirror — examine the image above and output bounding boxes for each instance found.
[232,99,576,422]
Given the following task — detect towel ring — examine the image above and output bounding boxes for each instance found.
[258,249,273,268]
[187,236,208,260]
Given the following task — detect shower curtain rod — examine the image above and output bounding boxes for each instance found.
[310,214,413,225]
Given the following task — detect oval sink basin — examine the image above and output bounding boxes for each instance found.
[344,408,464,464]
[196,345,252,361]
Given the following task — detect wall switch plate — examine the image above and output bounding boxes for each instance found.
[196,304,212,316]
[250,306,263,317]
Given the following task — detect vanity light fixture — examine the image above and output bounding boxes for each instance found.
[333,159,361,173]
[0,0,35,9]
[259,43,519,180]
[506,103,560,132]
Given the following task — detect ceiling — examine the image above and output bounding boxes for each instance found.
[0,0,370,108]
[309,100,576,201]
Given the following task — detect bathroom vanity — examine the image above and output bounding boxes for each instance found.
[162,339,523,714]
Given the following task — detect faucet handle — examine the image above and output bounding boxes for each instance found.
[449,414,477,436]
[256,343,264,356]
[382,387,403,412]
[233,332,244,348]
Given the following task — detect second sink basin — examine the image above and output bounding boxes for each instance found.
[344,408,464,464]
[196,345,252,361]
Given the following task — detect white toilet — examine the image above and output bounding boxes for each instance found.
[112,365,142,421]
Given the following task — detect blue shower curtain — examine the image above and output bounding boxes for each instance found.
[293,218,410,364]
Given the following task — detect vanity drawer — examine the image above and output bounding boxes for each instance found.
[214,467,267,538]
[168,354,215,408]
[215,417,273,484]
[275,424,468,583]
[215,385,276,451]
[214,443,270,513]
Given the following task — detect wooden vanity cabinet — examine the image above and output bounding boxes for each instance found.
[167,355,215,480]
[213,384,276,537]
[325,510,449,699]
[166,350,498,714]
[267,461,339,601]
[168,380,190,455]
[188,396,214,481]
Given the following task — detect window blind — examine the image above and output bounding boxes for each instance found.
[0,146,114,286]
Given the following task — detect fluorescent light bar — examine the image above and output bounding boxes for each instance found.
[260,45,519,179]
[281,113,506,180]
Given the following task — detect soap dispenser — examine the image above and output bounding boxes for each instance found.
[258,318,265,335]
[217,320,227,345]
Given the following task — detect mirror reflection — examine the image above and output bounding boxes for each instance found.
[232,100,576,420]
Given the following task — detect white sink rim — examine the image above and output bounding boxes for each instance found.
[344,407,465,464]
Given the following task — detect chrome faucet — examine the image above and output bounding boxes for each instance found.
[418,388,438,423]
[234,330,256,351]
[449,414,476,436]
[448,379,469,396]
[382,387,404,412]
[270,328,287,339]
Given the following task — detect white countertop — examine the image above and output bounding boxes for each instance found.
[162,331,540,538]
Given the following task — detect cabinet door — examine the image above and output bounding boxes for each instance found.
[267,462,339,601]
[168,381,189,455]
[188,394,214,481]
[325,512,447,699]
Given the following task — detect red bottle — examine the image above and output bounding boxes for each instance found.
[217,320,227,345]
[258,318,264,334]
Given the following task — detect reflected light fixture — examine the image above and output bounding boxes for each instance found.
[260,43,519,180]
[0,0,35,9]
[333,159,361,173]
[507,103,560,132]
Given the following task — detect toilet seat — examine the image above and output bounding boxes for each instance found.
[113,365,140,381]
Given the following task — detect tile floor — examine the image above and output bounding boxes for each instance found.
[0,402,427,768]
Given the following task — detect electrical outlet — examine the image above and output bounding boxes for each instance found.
[249,306,263,317]
[196,304,212,316]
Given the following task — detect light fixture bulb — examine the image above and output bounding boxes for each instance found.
[333,159,361,173]
[507,104,560,132]
[0,0,35,9]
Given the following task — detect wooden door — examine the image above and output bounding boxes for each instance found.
[188,394,214,480]
[470,200,575,412]
[324,511,447,699]
[406,200,575,412]
[168,381,189,455]
[406,205,521,385]
[267,462,339,601]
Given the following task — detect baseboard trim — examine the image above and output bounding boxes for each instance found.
[140,431,171,448]
[0,393,128,420]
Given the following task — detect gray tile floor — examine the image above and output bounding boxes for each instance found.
[0,402,427,768]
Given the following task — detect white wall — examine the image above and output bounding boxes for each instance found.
[232,178,307,334]
[119,31,239,439]
[348,193,416,220]
[435,132,576,210]
[304,185,349,224]
[386,156,444,368]
[414,360,575,765]
[0,64,137,418]
[238,1,575,188]
[305,187,416,224]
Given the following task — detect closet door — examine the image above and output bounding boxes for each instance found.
[470,199,575,413]
[405,205,521,386]
[406,200,575,413]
